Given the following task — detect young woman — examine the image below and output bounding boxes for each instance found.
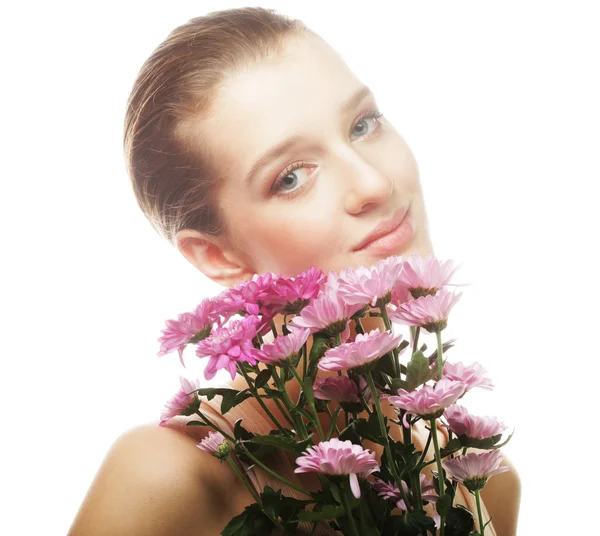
[69,7,520,535]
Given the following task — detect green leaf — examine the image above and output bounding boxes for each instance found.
[185,421,206,427]
[436,493,452,517]
[220,503,273,536]
[456,433,504,450]
[254,369,272,389]
[297,504,345,521]
[196,388,249,415]
[439,437,463,459]
[247,433,312,454]
[355,412,386,444]
[427,339,457,366]
[383,509,437,536]
[445,504,475,536]
[404,350,437,391]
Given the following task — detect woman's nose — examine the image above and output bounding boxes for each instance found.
[341,152,394,215]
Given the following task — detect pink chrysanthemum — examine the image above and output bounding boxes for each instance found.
[157,298,220,366]
[336,256,405,307]
[372,474,438,510]
[197,431,232,460]
[386,377,466,425]
[272,266,326,314]
[213,272,285,322]
[254,327,311,366]
[441,361,494,392]
[442,450,510,492]
[159,376,201,426]
[314,375,360,404]
[294,438,380,498]
[195,315,261,381]
[290,280,363,339]
[443,405,506,440]
[393,254,461,299]
[388,288,462,334]
[318,328,404,372]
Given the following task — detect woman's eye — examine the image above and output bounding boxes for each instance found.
[350,110,384,140]
[272,109,384,198]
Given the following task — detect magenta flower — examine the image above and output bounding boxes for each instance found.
[290,279,363,339]
[441,361,494,392]
[314,375,360,404]
[394,254,461,299]
[294,438,380,498]
[318,328,404,372]
[212,272,285,322]
[159,376,201,426]
[195,315,261,381]
[386,377,466,424]
[388,288,462,334]
[443,405,507,440]
[442,450,510,492]
[336,256,405,307]
[273,266,326,313]
[157,298,220,366]
[254,327,311,366]
[372,474,438,510]
[197,431,232,460]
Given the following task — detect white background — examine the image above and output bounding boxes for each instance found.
[2,1,598,534]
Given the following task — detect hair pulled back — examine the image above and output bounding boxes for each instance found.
[123,7,309,245]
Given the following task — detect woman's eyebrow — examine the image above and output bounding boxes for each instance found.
[243,85,373,185]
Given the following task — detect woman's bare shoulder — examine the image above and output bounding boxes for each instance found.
[68,423,254,536]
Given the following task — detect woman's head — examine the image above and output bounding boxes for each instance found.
[124,7,433,286]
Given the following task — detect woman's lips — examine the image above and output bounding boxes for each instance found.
[352,207,416,255]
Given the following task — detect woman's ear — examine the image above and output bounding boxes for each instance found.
[175,229,254,288]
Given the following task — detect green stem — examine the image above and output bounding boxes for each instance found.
[239,443,313,497]
[354,317,365,335]
[410,472,423,510]
[272,396,295,428]
[239,366,289,436]
[226,456,290,534]
[302,343,307,379]
[380,306,400,377]
[430,418,446,536]
[416,425,433,468]
[226,456,262,506]
[475,489,486,535]
[195,411,235,443]
[291,367,325,441]
[436,331,444,380]
[412,326,421,355]
[325,406,341,439]
[341,486,360,536]
[270,319,278,338]
[272,367,308,440]
[364,369,410,509]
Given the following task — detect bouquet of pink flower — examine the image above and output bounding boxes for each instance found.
[157,254,513,536]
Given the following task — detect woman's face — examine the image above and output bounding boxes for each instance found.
[182,33,434,280]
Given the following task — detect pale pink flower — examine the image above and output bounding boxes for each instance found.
[443,405,506,440]
[159,376,201,426]
[157,298,220,366]
[336,256,405,307]
[394,254,461,299]
[386,377,466,425]
[372,474,438,510]
[195,315,261,381]
[388,288,462,334]
[441,361,494,392]
[290,282,363,339]
[318,329,404,372]
[294,438,380,498]
[197,431,232,459]
[254,328,311,366]
[273,266,326,314]
[442,450,510,492]
[314,375,360,404]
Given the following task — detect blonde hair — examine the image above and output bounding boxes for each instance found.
[123,7,310,245]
